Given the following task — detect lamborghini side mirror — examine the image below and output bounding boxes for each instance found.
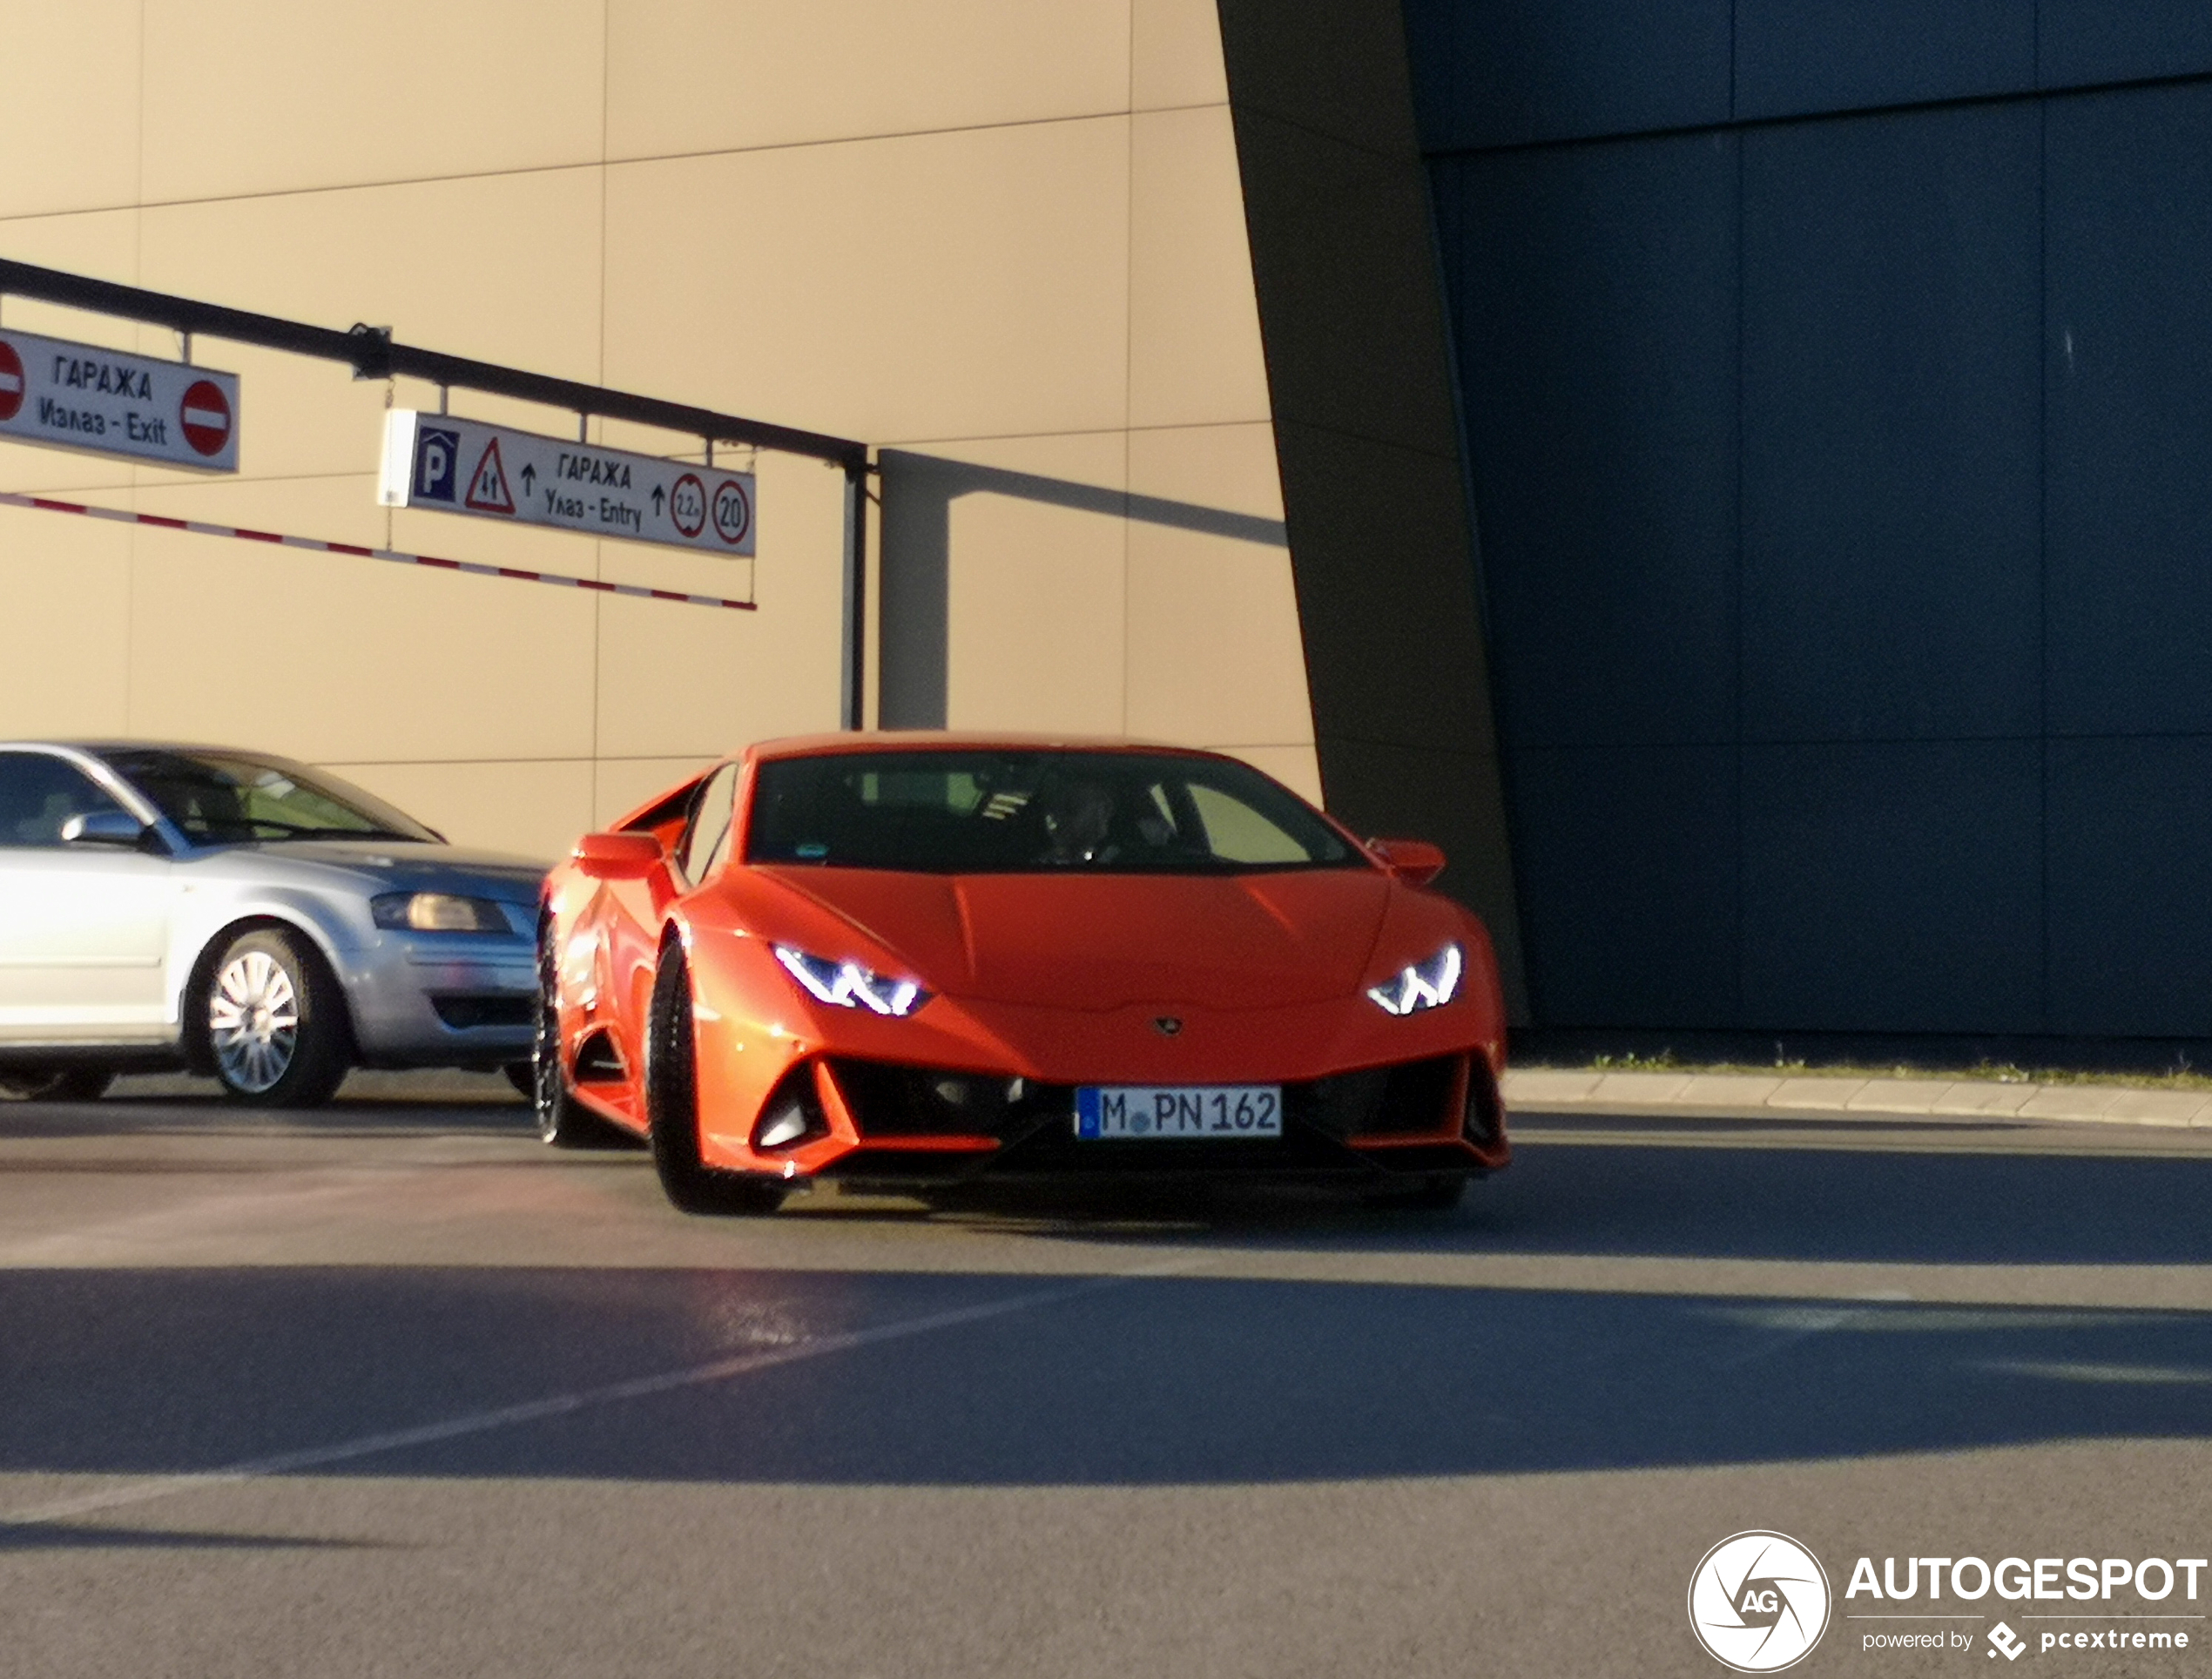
[1366,837,1446,888]
[571,831,664,880]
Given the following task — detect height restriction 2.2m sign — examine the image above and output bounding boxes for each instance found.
[0,328,239,471]
[378,411,755,557]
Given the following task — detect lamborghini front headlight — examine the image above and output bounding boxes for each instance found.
[772,945,930,1017]
[1366,943,1462,1016]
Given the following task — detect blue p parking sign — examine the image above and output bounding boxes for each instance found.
[413,426,459,502]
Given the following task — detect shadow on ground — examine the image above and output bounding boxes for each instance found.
[894,1117,2212,1268]
[3,1112,2208,1494]
[1,1264,2205,1490]
[1164,1132,2212,1267]
[0,1089,536,1143]
[0,1522,382,1551]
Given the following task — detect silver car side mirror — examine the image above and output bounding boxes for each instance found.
[60,810,152,848]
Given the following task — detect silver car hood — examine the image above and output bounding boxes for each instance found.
[178,840,549,902]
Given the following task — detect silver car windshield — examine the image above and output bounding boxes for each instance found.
[103,749,439,846]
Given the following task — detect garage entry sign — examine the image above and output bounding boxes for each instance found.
[0,328,239,472]
[379,410,755,557]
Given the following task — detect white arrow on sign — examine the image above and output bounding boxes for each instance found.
[377,411,755,557]
[0,328,240,472]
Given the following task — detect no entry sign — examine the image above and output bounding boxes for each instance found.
[0,341,24,422]
[179,381,233,456]
[0,327,239,471]
[377,410,755,556]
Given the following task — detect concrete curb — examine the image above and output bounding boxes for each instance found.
[1501,1068,2212,1130]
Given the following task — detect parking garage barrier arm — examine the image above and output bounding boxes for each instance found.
[0,490,757,613]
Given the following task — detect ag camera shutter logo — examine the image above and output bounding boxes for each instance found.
[1689,1531,1832,1672]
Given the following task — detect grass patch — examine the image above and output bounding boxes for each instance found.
[1534,1049,2212,1091]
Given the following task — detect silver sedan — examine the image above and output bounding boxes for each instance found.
[0,742,547,1106]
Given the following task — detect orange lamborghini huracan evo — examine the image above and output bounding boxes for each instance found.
[533,734,1510,1214]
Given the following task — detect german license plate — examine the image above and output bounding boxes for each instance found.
[1075,1085,1283,1140]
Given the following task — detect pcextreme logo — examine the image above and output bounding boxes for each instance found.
[1689,1531,1834,1672]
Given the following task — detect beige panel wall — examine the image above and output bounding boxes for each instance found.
[0,0,1317,855]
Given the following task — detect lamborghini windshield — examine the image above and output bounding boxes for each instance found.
[745,750,1359,874]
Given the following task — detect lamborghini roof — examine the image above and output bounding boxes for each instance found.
[742,732,1209,761]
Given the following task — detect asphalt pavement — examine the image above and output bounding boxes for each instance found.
[1,1079,2207,1677]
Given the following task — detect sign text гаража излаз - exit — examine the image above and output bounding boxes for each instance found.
[0,328,238,471]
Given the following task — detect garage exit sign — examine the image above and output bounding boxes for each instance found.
[0,327,239,471]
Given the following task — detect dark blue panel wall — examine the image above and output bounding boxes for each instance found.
[1740,741,2042,1031]
[1740,105,2041,743]
[1736,0,2035,119]
[1414,1,2212,1038]
[2047,738,2212,1037]
[1512,746,1739,1025]
[2039,1,2212,85]
[1458,133,1738,750]
[1400,0,1729,149]
[2043,83,2212,736]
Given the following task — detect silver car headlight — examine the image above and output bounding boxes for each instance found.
[371,892,514,934]
[1366,943,1462,1016]
[772,945,929,1017]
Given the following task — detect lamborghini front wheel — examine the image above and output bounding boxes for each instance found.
[645,940,786,1216]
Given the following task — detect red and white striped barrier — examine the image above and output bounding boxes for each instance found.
[0,490,756,612]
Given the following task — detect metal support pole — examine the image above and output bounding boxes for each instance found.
[840,457,869,731]
[0,258,866,469]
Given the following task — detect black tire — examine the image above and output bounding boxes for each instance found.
[1365,1173,1469,1211]
[531,927,637,1150]
[645,941,786,1216]
[198,927,350,1108]
[0,1066,115,1102]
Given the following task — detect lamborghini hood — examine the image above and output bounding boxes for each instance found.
[752,867,1395,1011]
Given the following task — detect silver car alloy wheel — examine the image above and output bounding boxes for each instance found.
[207,949,300,1094]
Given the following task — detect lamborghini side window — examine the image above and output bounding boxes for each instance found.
[678,763,740,885]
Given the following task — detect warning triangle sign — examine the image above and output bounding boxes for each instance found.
[464,437,516,514]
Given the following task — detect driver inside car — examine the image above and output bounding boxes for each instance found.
[1039,778,1116,865]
